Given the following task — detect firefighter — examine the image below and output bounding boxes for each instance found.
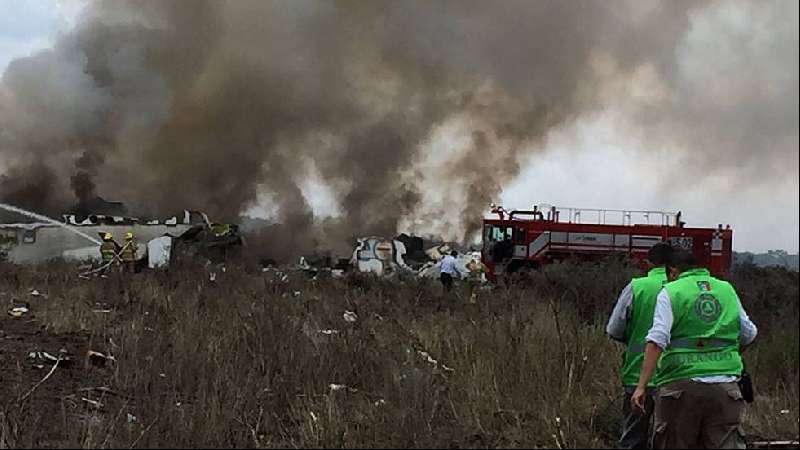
[121,232,138,273]
[606,242,672,449]
[465,257,487,304]
[631,248,757,449]
[99,232,119,273]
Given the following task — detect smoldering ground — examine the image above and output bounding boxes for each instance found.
[0,0,797,260]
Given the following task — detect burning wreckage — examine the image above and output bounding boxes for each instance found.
[347,234,488,282]
[0,205,242,269]
[1,202,483,282]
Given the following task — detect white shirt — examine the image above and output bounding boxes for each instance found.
[439,255,460,277]
[606,281,634,342]
[646,287,758,383]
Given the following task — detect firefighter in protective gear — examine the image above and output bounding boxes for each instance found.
[121,232,138,273]
[99,232,120,274]
[465,258,488,304]
[631,248,757,449]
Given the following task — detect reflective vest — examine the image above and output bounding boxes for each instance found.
[655,268,742,386]
[121,240,138,262]
[100,241,117,263]
[621,267,667,387]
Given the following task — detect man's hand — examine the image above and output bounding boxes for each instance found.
[631,386,648,414]
[631,341,663,414]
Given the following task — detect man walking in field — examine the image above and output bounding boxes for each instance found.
[607,242,672,449]
[632,248,757,449]
[439,250,462,294]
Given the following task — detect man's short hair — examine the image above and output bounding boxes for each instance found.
[648,242,673,266]
[450,250,458,257]
[667,248,698,272]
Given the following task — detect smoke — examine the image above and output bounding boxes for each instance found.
[0,0,796,258]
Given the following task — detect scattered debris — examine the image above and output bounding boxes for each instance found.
[29,289,45,297]
[417,350,455,372]
[374,399,387,407]
[8,304,29,318]
[86,350,117,367]
[317,329,340,335]
[328,383,353,392]
[343,311,358,323]
[779,409,790,414]
[127,413,138,424]
[28,350,73,367]
[81,397,104,410]
[92,301,113,313]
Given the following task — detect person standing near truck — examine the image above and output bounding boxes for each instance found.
[607,242,673,448]
[439,251,462,294]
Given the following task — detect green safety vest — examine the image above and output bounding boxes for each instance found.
[621,267,667,387]
[655,268,742,386]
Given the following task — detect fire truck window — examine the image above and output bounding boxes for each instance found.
[490,227,504,242]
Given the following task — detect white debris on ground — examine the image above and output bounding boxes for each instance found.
[7,305,29,318]
[343,311,358,323]
[417,350,455,372]
[317,329,340,335]
[328,383,356,392]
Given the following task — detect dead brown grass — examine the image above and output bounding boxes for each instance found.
[0,260,797,448]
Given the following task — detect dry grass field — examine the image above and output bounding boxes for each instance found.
[0,259,797,448]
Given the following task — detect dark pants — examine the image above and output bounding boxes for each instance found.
[653,380,746,449]
[440,273,454,292]
[620,388,655,449]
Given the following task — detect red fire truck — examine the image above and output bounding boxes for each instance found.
[482,203,733,281]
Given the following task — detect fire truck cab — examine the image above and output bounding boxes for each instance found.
[482,203,733,281]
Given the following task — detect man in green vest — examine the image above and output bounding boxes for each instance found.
[631,248,757,449]
[607,242,672,448]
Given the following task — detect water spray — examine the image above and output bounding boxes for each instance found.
[0,203,102,245]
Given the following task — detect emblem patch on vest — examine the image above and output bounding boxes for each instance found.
[694,293,722,323]
[697,281,711,291]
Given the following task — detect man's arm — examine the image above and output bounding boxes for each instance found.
[734,292,758,348]
[606,282,633,342]
[631,288,673,412]
[635,342,662,393]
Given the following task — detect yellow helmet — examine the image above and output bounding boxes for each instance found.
[125,232,134,240]
[103,232,113,240]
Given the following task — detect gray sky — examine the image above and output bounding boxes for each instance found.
[1,0,797,253]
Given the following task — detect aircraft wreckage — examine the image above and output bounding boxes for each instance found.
[0,208,242,267]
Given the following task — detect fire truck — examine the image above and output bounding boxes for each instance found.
[482,203,733,281]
